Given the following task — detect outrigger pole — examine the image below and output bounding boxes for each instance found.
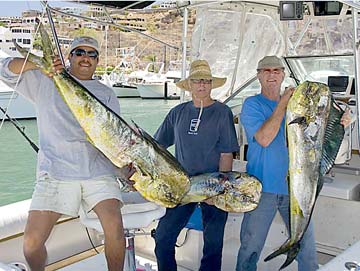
[0,106,39,153]
[41,1,65,66]
[43,2,179,50]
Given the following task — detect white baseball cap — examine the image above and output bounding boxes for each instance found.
[69,36,99,53]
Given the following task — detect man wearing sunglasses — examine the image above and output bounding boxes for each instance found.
[0,36,130,271]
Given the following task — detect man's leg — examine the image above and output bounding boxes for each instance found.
[236,192,278,271]
[93,199,125,271]
[23,210,61,271]
[154,203,197,271]
[199,202,228,271]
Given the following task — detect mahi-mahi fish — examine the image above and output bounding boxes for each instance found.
[181,171,262,212]
[14,22,262,212]
[264,81,344,269]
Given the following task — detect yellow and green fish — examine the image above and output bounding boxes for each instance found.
[15,22,262,212]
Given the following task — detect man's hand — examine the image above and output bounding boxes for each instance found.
[48,56,65,77]
[203,197,216,206]
[117,163,137,191]
[279,86,295,107]
[340,108,352,128]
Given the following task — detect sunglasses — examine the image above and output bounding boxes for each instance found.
[71,48,99,59]
[190,79,212,84]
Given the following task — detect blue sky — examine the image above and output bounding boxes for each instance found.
[0,1,84,17]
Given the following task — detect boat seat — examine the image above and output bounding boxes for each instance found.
[79,191,166,230]
[79,192,165,271]
[0,199,31,241]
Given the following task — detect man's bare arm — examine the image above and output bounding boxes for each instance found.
[255,87,294,147]
[219,152,234,172]
[8,58,37,75]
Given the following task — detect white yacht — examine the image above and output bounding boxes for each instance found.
[0,47,36,120]
[1,1,360,271]
[0,81,36,120]
[100,72,140,98]
[137,62,183,99]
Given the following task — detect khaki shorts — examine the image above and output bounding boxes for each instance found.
[30,175,123,217]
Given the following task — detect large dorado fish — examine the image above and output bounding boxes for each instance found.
[15,22,262,212]
[181,171,262,212]
[264,81,344,269]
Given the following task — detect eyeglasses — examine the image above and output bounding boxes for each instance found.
[190,79,212,84]
[71,48,99,59]
[259,68,284,75]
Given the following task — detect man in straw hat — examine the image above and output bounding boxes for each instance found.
[0,36,132,270]
[153,59,239,270]
[236,55,318,271]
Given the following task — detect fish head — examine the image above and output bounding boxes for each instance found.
[132,170,190,208]
[214,172,262,212]
[287,81,331,129]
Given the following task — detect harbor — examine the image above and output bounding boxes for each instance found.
[0,1,360,271]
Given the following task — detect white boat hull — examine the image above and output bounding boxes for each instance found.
[112,85,140,98]
[137,82,180,99]
[0,89,36,120]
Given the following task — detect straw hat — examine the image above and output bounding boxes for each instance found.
[176,60,226,91]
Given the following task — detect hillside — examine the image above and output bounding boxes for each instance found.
[54,8,196,71]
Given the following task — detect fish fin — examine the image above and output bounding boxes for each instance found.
[316,176,325,198]
[288,116,306,125]
[319,97,345,175]
[264,240,300,269]
[131,120,153,140]
[37,22,56,64]
[86,136,95,146]
[131,120,189,175]
[278,242,300,270]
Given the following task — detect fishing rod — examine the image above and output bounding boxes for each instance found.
[41,1,65,66]
[0,106,39,153]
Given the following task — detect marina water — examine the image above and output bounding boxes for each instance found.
[0,98,179,207]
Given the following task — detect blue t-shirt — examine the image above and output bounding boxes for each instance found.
[154,101,239,177]
[240,94,288,195]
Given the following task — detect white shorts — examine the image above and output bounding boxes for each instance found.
[30,175,123,217]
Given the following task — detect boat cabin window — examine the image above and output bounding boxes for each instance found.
[328,76,350,94]
[313,1,343,16]
[350,78,355,95]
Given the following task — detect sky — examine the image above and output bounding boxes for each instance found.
[0,1,85,17]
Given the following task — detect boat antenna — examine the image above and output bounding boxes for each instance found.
[0,107,39,153]
[41,1,65,66]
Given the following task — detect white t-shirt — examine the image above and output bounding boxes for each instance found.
[0,57,121,181]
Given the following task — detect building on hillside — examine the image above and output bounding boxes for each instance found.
[112,13,147,32]
[82,21,101,30]
[160,1,177,9]
[85,5,107,18]
[21,10,41,18]
[0,16,22,26]
[59,7,83,15]
[0,25,31,55]
[58,36,73,51]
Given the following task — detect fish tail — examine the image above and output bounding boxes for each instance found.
[264,240,300,270]
[37,22,56,65]
[14,21,54,74]
[13,42,48,71]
